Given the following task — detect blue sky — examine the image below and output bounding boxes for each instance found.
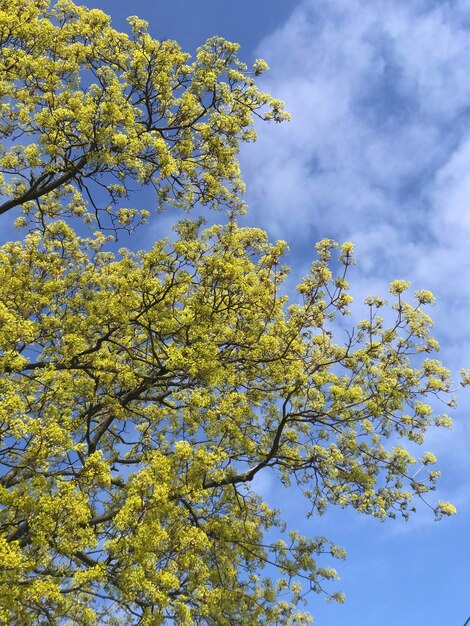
[4,0,470,623]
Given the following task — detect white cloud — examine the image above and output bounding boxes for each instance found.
[242,0,470,264]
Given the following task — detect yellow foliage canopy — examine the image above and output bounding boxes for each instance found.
[0,2,457,625]
[0,220,454,624]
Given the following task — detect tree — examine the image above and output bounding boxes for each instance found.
[0,2,458,625]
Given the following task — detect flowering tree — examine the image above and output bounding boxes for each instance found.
[0,2,457,625]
